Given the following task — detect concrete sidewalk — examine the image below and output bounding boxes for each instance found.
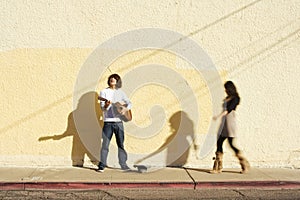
[0,166,300,190]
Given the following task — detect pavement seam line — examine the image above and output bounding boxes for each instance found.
[233,189,246,197]
[183,167,197,190]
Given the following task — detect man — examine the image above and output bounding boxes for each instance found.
[97,74,132,172]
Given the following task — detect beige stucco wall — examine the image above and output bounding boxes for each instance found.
[1,0,299,169]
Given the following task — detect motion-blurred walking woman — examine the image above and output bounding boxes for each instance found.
[211,81,250,174]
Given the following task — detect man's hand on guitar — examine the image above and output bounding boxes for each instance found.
[119,106,129,115]
[104,100,111,109]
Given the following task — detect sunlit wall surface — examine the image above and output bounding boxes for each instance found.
[1,0,299,169]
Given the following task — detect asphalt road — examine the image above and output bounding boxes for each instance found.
[1,188,300,200]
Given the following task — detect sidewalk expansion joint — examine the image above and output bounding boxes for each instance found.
[183,167,197,190]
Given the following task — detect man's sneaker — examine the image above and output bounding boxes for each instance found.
[121,165,130,171]
[96,166,104,173]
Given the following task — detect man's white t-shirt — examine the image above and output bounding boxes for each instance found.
[100,88,132,122]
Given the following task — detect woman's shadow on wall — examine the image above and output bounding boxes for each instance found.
[135,111,195,168]
[38,91,103,167]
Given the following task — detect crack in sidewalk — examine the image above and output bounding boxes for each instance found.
[233,189,246,197]
[183,167,197,190]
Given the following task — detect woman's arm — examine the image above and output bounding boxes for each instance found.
[213,110,228,120]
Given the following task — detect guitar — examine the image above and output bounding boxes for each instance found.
[98,96,132,122]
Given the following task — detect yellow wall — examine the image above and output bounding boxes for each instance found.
[1,0,299,168]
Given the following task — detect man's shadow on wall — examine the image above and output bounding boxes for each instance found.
[38,91,103,167]
[135,111,195,167]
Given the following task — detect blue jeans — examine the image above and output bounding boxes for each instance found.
[99,122,128,168]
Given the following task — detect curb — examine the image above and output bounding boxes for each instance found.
[1,181,300,190]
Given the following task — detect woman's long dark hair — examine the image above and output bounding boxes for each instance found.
[224,81,239,98]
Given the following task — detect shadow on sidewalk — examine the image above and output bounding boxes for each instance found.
[184,167,242,174]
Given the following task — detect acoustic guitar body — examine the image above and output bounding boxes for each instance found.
[112,102,132,122]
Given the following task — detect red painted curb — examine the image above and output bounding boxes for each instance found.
[1,181,300,190]
[0,182,194,190]
[196,181,300,189]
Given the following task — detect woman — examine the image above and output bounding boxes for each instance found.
[211,81,250,174]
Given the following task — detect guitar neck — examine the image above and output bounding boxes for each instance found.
[98,96,129,108]
[98,96,108,102]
